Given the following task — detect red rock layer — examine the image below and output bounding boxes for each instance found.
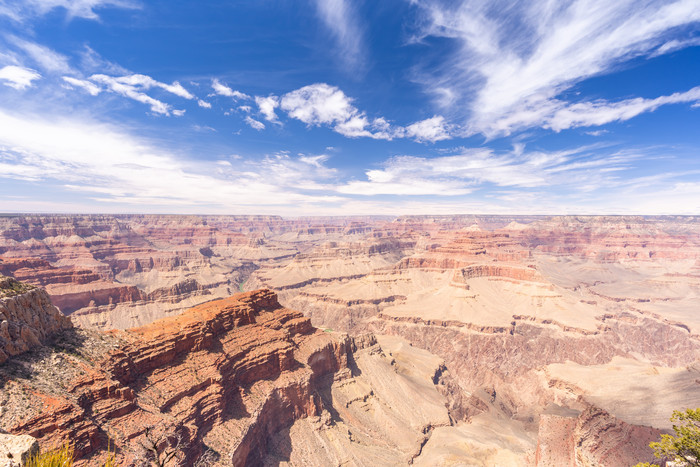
[8,290,353,465]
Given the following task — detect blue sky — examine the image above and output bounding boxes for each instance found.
[0,0,699,215]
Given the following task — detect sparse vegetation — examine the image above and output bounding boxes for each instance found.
[635,408,700,467]
[25,443,74,467]
[24,442,119,467]
[0,275,35,298]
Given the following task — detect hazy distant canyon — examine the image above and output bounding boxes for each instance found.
[1,214,699,465]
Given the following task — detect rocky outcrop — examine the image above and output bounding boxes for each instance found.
[5,290,358,465]
[534,406,661,466]
[0,433,39,467]
[0,277,72,364]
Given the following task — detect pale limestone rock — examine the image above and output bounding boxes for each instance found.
[0,433,38,466]
[0,278,72,364]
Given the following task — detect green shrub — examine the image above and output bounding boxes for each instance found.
[635,408,700,467]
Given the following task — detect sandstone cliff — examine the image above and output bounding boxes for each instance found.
[1,290,455,466]
[0,276,72,364]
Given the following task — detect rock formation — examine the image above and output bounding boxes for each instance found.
[0,432,39,467]
[0,276,72,364]
[1,214,699,464]
[1,290,457,465]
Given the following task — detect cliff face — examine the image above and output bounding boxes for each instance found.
[2,215,699,464]
[0,276,72,364]
[3,289,453,465]
[534,406,662,466]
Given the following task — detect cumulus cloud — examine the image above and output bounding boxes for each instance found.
[211,79,250,99]
[255,95,280,122]
[404,116,452,142]
[412,0,700,136]
[279,83,452,141]
[62,76,101,96]
[281,83,355,126]
[197,99,212,108]
[245,116,265,131]
[0,65,41,89]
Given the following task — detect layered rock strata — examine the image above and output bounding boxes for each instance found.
[0,276,72,364]
[3,290,454,466]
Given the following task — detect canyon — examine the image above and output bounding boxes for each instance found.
[1,214,699,465]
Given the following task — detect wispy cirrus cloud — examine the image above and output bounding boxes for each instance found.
[62,76,101,95]
[312,0,365,68]
[0,109,343,212]
[411,0,700,136]
[244,116,265,131]
[89,73,194,115]
[6,35,73,73]
[337,145,643,196]
[211,79,250,100]
[0,0,139,21]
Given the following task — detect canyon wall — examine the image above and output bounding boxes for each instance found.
[1,289,458,466]
[1,214,699,464]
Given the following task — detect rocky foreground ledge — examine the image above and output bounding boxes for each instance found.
[0,275,72,364]
[1,288,457,465]
[0,289,349,464]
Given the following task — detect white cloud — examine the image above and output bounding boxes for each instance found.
[238,105,252,112]
[89,73,195,115]
[652,37,700,56]
[90,74,170,114]
[0,105,696,215]
[279,83,455,141]
[244,116,265,131]
[584,129,609,137]
[0,0,138,21]
[255,95,280,122]
[404,116,452,142]
[545,87,700,131]
[198,99,212,108]
[211,79,250,99]
[7,36,73,74]
[0,109,343,212]
[412,0,700,136]
[62,76,101,96]
[0,65,41,89]
[192,124,216,132]
[337,145,640,196]
[312,0,364,68]
[281,83,356,126]
[172,109,185,117]
[79,45,128,74]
